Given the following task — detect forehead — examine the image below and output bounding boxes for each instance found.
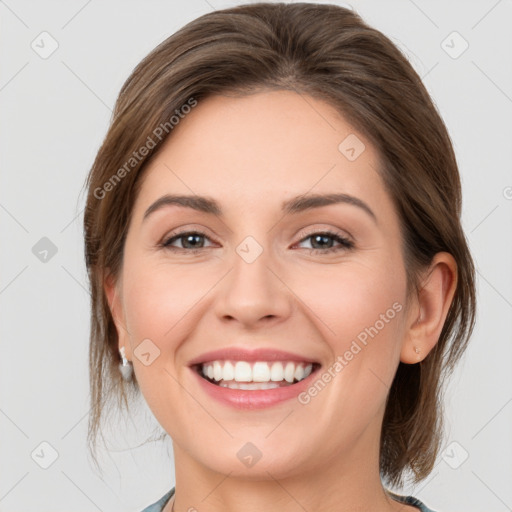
[134,90,389,219]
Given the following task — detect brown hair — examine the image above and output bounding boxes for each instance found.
[83,2,476,487]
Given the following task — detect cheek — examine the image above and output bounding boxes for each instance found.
[296,263,407,421]
[297,257,407,413]
[119,260,211,416]
[294,257,406,349]
[121,259,218,355]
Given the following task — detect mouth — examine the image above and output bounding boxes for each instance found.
[192,360,322,390]
[188,347,323,408]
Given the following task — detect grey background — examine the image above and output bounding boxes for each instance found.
[1,1,511,511]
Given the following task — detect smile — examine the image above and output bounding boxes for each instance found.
[196,360,317,390]
[188,347,322,408]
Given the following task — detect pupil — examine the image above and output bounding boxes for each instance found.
[313,234,332,249]
[184,234,203,248]
[182,234,334,250]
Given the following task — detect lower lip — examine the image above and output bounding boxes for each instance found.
[190,366,320,409]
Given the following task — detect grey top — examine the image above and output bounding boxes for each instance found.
[140,487,437,512]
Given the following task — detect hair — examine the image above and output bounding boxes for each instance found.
[83,1,476,488]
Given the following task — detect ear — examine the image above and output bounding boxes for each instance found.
[103,271,132,360]
[400,252,458,364]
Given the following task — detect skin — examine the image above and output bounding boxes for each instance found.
[105,90,457,512]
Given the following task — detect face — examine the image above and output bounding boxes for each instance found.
[106,90,416,479]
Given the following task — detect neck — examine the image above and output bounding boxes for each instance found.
[165,419,402,512]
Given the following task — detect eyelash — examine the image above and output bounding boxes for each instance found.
[160,228,354,255]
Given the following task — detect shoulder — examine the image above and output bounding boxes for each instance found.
[139,487,175,512]
[139,488,437,512]
[387,490,437,512]
[402,496,437,512]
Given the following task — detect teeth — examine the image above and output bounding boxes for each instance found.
[223,361,235,380]
[219,381,281,390]
[284,362,295,383]
[270,362,284,381]
[253,361,270,382]
[234,361,252,382]
[213,361,223,381]
[294,363,305,382]
[200,360,314,385]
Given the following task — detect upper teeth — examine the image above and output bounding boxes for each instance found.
[201,360,313,383]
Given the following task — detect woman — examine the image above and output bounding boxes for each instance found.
[83,3,476,511]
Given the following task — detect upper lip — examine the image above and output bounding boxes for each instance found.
[188,347,320,366]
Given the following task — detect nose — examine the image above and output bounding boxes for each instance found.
[213,240,294,329]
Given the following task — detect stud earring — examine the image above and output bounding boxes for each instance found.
[119,346,133,381]
[414,347,421,354]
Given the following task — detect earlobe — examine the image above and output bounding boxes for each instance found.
[400,252,457,364]
[103,271,132,359]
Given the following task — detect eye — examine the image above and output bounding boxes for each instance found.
[160,228,354,255]
[161,230,214,253]
[295,230,354,254]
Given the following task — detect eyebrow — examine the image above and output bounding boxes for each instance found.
[142,193,377,224]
